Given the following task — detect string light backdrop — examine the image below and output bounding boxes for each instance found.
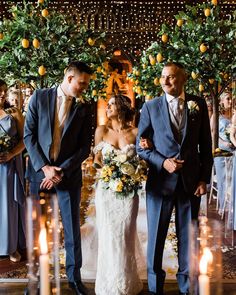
[0,0,235,59]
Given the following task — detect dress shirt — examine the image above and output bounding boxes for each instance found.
[166,92,185,126]
[50,86,73,161]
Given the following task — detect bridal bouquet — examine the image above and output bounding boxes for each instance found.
[0,132,18,153]
[99,148,148,199]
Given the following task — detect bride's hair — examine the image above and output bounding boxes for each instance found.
[113,94,135,126]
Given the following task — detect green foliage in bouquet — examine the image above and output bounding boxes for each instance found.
[100,148,147,199]
[0,0,111,101]
[128,0,236,149]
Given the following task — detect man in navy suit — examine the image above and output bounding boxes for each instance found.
[24,61,93,295]
[137,62,213,295]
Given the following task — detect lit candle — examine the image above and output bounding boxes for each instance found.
[199,251,210,295]
[39,228,50,295]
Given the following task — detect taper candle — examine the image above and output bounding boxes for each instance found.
[39,228,50,295]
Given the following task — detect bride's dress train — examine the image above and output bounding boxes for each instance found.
[94,141,143,295]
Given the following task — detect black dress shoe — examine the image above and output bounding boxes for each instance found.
[179,292,189,295]
[68,281,89,295]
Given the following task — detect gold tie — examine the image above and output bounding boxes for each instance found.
[58,96,70,128]
[50,96,71,161]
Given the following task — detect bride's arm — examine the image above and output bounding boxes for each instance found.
[93,125,106,168]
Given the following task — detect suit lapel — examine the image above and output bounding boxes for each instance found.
[181,94,191,145]
[61,98,79,138]
[48,87,57,140]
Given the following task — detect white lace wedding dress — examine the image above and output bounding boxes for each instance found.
[93,141,143,295]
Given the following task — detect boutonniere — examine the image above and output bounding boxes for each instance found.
[187,100,199,115]
[75,96,85,106]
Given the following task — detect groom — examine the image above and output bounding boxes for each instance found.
[24,61,93,295]
[137,62,213,295]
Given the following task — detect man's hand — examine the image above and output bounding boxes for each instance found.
[41,165,63,184]
[194,181,207,197]
[0,152,13,164]
[163,158,184,173]
[40,178,54,190]
[139,137,153,150]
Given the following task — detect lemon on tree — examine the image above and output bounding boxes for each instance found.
[88,38,95,46]
[200,43,207,53]
[191,72,198,79]
[33,38,40,48]
[209,79,214,84]
[177,19,183,27]
[154,78,159,86]
[22,38,30,48]
[136,86,142,95]
[156,53,163,63]
[204,8,211,17]
[38,65,46,76]
[149,55,156,66]
[199,84,204,92]
[38,0,44,3]
[92,90,97,96]
[0,33,4,40]
[211,0,218,6]
[41,9,49,18]
[161,34,168,43]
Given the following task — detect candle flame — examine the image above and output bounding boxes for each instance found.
[199,247,213,275]
[39,227,48,254]
[203,247,213,264]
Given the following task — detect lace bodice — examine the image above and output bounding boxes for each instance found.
[93,141,136,157]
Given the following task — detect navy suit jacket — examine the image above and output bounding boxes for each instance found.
[136,93,213,196]
[24,87,92,189]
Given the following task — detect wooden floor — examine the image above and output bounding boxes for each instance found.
[0,281,236,294]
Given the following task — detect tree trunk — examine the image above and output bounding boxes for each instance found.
[40,76,44,89]
[211,83,219,151]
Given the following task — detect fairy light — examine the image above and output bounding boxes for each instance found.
[0,0,235,56]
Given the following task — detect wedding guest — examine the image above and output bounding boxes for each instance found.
[93,94,143,295]
[213,91,234,215]
[22,85,33,116]
[137,62,213,295]
[230,109,236,230]
[24,61,92,295]
[7,88,24,111]
[0,79,26,262]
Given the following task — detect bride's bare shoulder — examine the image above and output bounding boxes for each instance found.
[95,125,109,137]
[130,126,138,137]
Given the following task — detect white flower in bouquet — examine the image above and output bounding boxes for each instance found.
[0,132,18,153]
[120,162,136,176]
[113,153,127,163]
[99,149,148,199]
[126,148,136,158]
[109,178,123,192]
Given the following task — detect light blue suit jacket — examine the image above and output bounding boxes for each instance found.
[24,87,92,189]
[136,93,213,196]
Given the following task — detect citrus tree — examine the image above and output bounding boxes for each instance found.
[129,0,236,150]
[0,0,111,101]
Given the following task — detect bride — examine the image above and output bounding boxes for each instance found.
[93,94,143,295]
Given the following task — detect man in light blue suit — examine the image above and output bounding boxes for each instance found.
[24,61,92,295]
[137,62,213,295]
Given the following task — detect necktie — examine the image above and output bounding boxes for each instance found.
[170,97,184,126]
[58,96,71,128]
[50,96,72,161]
